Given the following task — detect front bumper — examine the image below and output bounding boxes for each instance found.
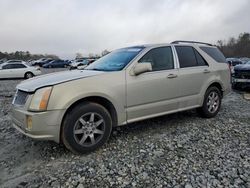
[232,78,250,88]
[232,78,250,83]
[11,106,66,143]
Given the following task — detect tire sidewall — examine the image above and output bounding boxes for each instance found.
[25,72,33,79]
[62,102,112,154]
[201,87,222,118]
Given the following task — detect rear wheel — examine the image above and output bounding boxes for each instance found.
[24,72,34,79]
[62,102,112,154]
[197,86,222,118]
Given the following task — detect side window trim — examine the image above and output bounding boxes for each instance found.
[172,45,180,69]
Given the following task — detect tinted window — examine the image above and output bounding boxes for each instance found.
[200,47,226,63]
[13,64,26,68]
[176,46,197,68]
[139,47,174,71]
[2,64,15,69]
[194,49,207,66]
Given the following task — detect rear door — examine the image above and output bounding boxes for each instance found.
[175,46,210,109]
[12,64,27,77]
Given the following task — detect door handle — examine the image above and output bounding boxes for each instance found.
[203,69,210,73]
[167,74,178,79]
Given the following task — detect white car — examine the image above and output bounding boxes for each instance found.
[0,62,42,79]
[69,59,96,70]
[5,60,26,64]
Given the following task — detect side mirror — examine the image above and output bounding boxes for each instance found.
[131,63,152,76]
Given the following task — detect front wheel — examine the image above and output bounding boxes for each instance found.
[197,86,222,118]
[62,102,112,154]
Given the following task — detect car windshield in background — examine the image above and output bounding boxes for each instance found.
[86,47,144,71]
[200,47,226,63]
[82,59,89,65]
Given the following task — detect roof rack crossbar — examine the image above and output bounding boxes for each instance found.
[171,40,213,46]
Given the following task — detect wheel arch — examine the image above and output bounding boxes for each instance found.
[60,96,118,143]
[199,81,224,105]
[207,82,223,97]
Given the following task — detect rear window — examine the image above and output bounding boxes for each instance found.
[200,47,226,63]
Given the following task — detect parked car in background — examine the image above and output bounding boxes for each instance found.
[11,41,231,154]
[0,58,7,64]
[239,57,250,64]
[70,58,86,66]
[31,58,47,65]
[32,58,53,67]
[0,62,41,79]
[42,59,70,68]
[232,60,250,89]
[5,60,26,64]
[226,58,243,74]
[69,58,96,70]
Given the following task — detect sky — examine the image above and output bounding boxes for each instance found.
[0,0,249,59]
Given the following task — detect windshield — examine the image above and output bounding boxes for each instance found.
[86,47,144,71]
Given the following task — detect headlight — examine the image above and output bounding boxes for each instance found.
[29,86,52,111]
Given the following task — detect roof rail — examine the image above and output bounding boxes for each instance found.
[171,40,214,46]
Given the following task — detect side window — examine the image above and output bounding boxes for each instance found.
[2,64,14,69]
[194,49,208,66]
[200,47,226,63]
[13,64,26,69]
[138,47,174,71]
[175,46,197,68]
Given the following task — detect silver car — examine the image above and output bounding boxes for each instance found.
[11,41,231,154]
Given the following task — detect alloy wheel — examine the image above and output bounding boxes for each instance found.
[206,91,220,113]
[73,112,105,147]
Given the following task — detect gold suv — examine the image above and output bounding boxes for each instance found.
[11,41,231,154]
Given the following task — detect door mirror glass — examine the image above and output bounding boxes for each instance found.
[132,62,152,75]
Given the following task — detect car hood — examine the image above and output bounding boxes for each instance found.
[17,70,104,92]
[234,64,250,71]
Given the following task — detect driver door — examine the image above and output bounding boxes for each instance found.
[126,46,180,123]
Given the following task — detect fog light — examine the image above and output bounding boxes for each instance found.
[26,115,32,130]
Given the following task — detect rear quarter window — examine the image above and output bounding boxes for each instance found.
[200,47,226,63]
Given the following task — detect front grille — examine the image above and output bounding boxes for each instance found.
[234,70,250,79]
[13,90,29,106]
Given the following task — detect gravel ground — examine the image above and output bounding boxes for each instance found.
[0,69,250,188]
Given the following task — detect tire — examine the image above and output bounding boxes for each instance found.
[24,72,34,79]
[62,102,112,154]
[197,86,222,118]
